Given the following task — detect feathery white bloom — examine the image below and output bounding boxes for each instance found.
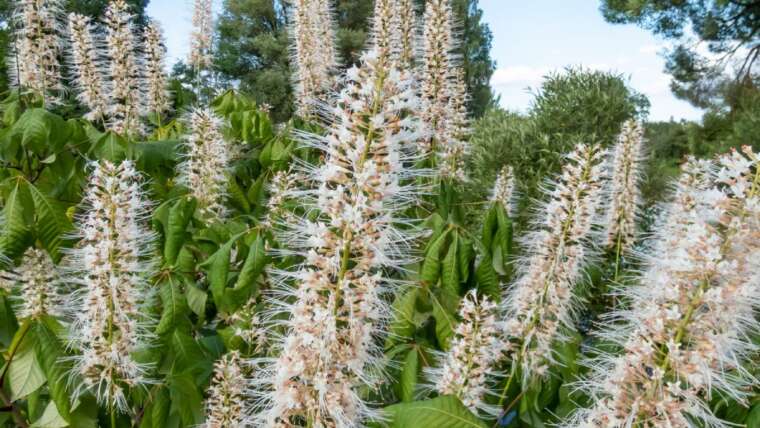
[2,248,63,320]
[66,160,156,412]
[430,290,505,416]
[503,143,607,381]
[290,0,337,117]
[178,108,230,221]
[8,0,64,104]
[67,13,108,121]
[250,49,424,427]
[397,0,418,69]
[491,166,514,216]
[566,148,760,428]
[371,0,403,66]
[439,67,469,181]
[143,21,170,116]
[203,351,247,428]
[420,0,455,155]
[261,169,301,229]
[189,0,213,71]
[222,297,268,354]
[604,119,645,252]
[104,0,144,136]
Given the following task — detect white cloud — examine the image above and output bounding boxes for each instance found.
[639,44,661,55]
[491,66,551,86]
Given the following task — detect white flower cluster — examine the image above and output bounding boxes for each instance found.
[65,1,171,134]
[178,108,231,222]
[290,0,337,118]
[203,351,247,428]
[9,0,64,104]
[430,290,505,416]
[566,147,760,428]
[104,0,144,136]
[491,165,514,216]
[223,297,268,354]
[420,0,454,154]
[439,68,470,181]
[66,160,156,412]
[371,0,418,67]
[250,49,423,427]
[1,248,63,320]
[143,21,171,116]
[67,13,108,121]
[261,169,301,229]
[604,119,645,252]
[189,0,214,71]
[503,143,607,381]
[397,0,418,69]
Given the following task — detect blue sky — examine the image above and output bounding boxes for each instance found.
[147,0,704,121]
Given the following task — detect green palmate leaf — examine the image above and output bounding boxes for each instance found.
[156,275,190,335]
[34,318,71,421]
[430,290,458,351]
[227,178,251,213]
[387,287,420,346]
[421,229,449,286]
[380,395,487,428]
[234,232,267,294]
[474,253,500,300]
[8,325,45,400]
[200,237,235,312]
[185,283,208,318]
[1,178,34,258]
[441,233,460,296]
[91,131,129,162]
[163,198,195,266]
[6,108,68,155]
[456,233,473,284]
[493,206,513,276]
[29,401,67,428]
[134,139,181,172]
[746,403,760,427]
[480,205,498,253]
[398,346,420,403]
[168,330,207,376]
[168,373,204,426]
[0,295,19,347]
[28,183,71,262]
[145,386,171,428]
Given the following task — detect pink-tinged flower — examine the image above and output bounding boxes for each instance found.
[67,13,108,121]
[604,119,645,252]
[143,20,170,116]
[565,149,760,428]
[9,0,64,105]
[104,0,144,136]
[189,0,213,71]
[65,160,156,412]
[249,48,424,428]
[177,108,231,221]
[2,248,63,320]
[289,0,337,118]
[429,290,505,416]
[203,351,247,428]
[503,143,607,381]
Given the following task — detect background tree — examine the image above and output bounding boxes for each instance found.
[600,0,759,111]
[214,0,495,121]
[0,0,149,93]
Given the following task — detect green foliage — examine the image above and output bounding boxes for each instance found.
[600,0,759,109]
[215,0,495,121]
[531,67,649,149]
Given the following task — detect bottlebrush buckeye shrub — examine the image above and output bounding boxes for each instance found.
[0,1,758,428]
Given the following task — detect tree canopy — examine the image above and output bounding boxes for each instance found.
[600,0,760,110]
[214,0,495,122]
